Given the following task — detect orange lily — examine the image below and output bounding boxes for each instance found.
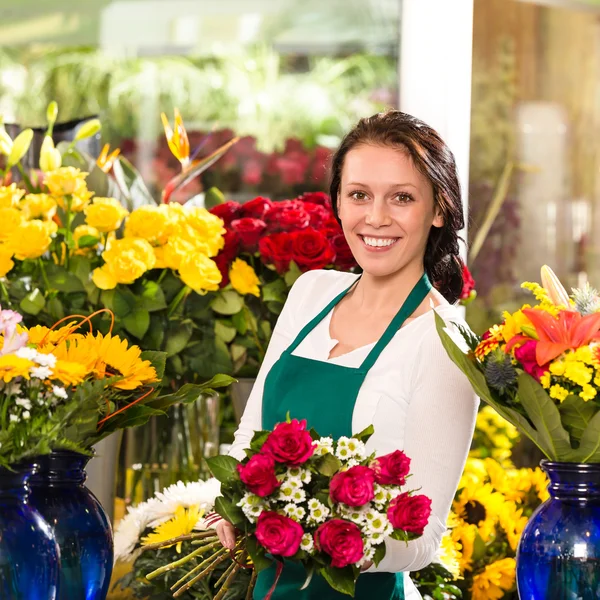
[521,308,600,365]
[96,143,121,173]
[161,108,190,168]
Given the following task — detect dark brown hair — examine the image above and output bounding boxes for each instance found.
[330,110,465,304]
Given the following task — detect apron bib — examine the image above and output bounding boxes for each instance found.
[255,273,432,600]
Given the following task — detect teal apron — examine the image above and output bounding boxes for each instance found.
[254,273,432,600]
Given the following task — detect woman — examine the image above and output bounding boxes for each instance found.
[216,110,479,599]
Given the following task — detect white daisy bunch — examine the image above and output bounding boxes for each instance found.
[113,477,221,562]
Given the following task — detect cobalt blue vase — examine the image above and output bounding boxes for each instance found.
[0,463,60,599]
[517,460,600,599]
[29,451,114,600]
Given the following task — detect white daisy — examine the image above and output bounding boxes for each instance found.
[346,438,366,460]
[308,502,330,524]
[15,347,38,361]
[52,385,68,400]
[31,366,53,379]
[315,437,334,456]
[35,353,57,368]
[15,398,31,410]
[300,533,314,554]
[278,482,295,502]
[290,488,306,504]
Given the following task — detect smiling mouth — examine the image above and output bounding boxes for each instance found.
[358,235,400,249]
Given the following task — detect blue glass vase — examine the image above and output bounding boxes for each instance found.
[29,451,114,600]
[517,460,600,599]
[0,464,60,599]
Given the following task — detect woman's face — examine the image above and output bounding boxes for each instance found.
[338,143,443,279]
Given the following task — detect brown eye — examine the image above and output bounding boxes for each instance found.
[350,191,368,201]
[395,193,414,204]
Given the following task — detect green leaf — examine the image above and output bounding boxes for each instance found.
[165,322,193,356]
[215,320,237,343]
[146,383,204,410]
[250,430,270,451]
[568,410,600,462]
[113,287,137,317]
[284,261,303,287]
[262,279,287,304]
[231,310,248,335]
[231,343,247,362]
[373,542,386,567]
[266,301,284,315]
[100,289,115,311]
[353,424,374,444]
[139,280,167,312]
[140,350,167,380]
[315,453,341,477]
[245,536,273,572]
[472,530,487,562]
[46,296,64,320]
[518,373,572,461]
[104,404,164,432]
[204,186,225,209]
[196,374,237,391]
[20,288,45,315]
[77,235,100,249]
[214,495,244,526]
[142,314,165,350]
[69,255,92,285]
[211,290,244,315]
[559,394,597,446]
[320,565,355,597]
[206,455,241,484]
[122,309,150,339]
[46,264,85,293]
[300,563,316,590]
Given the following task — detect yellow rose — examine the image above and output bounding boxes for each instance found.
[0,208,24,243]
[8,220,52,260]
[92,252,148,289]
[229,258,260,297]
[67,185,94,212]
[41,220,58,236]
[0,245,14,277]
[183,208,226,256]
[73,225,100,250]
[0,183,25,208]
[84,197,128,232]
[124,205,171,244]
[163,236,195,271]
[179,253,221,294]
[44,167,88,196]
[103,238,156,270]
[153,245,167,269]
[20,193,57,220]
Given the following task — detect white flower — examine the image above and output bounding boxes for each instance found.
[283,503,306,522]
[114,506,149,562]
[372,484,388,509]
[366,531,386,546]
[241,503,265,523]
[308,501,330,524]
[278,483,295,502]
[290,488,306,504]
[52,385,68,400]
[15,398,31,411]
[355,544,376,568]
[35,353,57,368]
[237,492,265,510]
[365,511,390,534]
[300,533,314,554]
[315,437,334,456]
[286,466,312,485]
[31,366,53,379]
[155,478,221,515]
[22,410,30,420]
[344,459,360,468]
[339,504,368,525]
[346,438,366,460]
[9,414,18,423]
[286,477,303,489]
[16,347,38,361]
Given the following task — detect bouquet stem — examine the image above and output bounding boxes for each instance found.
[245,568,258,600]
[170,546,228,591]
[173,547,231,598]
[213,560,243,600]
[146,539,221,580]
[141,530,217,553]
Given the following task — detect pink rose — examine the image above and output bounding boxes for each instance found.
[314,519,364,568]
[330,466,376,507]
[371,450,411,486]
[514,340,548,382]
[255,511,303,557]
[262,419,315,466]
[387,493,432,535]
[237,453,280,497]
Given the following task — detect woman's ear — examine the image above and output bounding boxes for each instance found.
[432,205,444,228]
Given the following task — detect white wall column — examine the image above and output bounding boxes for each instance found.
[399,0,474,251]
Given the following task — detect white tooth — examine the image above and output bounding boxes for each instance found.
[363,237,396,247]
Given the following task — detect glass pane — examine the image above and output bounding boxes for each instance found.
[468,0,600,332]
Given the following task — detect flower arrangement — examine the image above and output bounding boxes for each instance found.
[436,264,600,464]
[0,302,231,469]
[139,419,431,599]
[202,192,356,376]
[412,409,548,600]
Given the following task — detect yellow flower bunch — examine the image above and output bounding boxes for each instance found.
[470,407,519,466]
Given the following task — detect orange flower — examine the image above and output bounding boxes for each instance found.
[96,143,121,173]
[160,109,189,167]
[522,308,600,365]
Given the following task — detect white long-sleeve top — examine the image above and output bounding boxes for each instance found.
[229,269,478,588]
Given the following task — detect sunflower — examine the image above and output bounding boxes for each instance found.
[454,482,504,542]
[141,505,203,552]
[471,558,516,600]
[90,332,158,390]
[451,523,477,573]
[438,530,462,579]
[51,359,88,386]
[0,354,33,382]
[26,322,82,349]
[498,501,528,551]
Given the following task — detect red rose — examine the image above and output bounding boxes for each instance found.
[302,202,331,228]
[387,493,432,535]
[460,264,476,301]
[230,218,267,250]
[298,191,331,208]
[314,519,364,568]
[209,201,241,225]
[330,466,376,507]
[237,453,280,497]
[255,511,304,557]
[371,450,411,486]
[259,232,294,274]
[514,340,548,382]
[291,229,335,271]
[220,230,240,262]
[241,196,273,220]
[331,235,356,270]
[265,200,310,233]
[322,217,343,238]
[262,419,315,466]
[215,255,230,288]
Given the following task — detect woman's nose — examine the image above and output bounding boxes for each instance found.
[365,200,391,227]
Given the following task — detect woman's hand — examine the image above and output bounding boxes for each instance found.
[216,520,236,550]
[360,560,373,572]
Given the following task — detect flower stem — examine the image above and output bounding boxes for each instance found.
[245,568,258,600]
[0,280,11,306]
[167,285,191,317]
[244,305,264,357]
[172,548,230,598]
[146,539,221,580]
[64,195,73,269]
[38,259,51,293]
[213,561,243,600]
[214,559,237,588]
[170,545,228,591]
[16,163,34,193]
[141,530,217,553]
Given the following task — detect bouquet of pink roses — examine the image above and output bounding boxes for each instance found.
[145,418,431,598]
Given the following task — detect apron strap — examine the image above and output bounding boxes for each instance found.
[285,276,360,355]
[359,273,432,372]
